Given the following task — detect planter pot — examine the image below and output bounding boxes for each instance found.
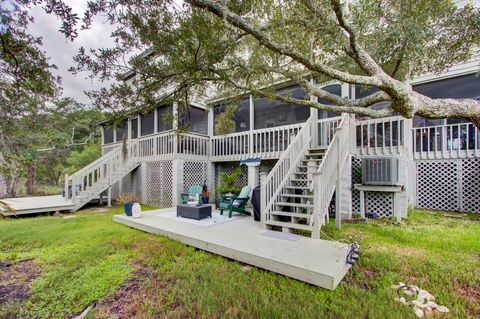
[202,196,209,204]
[132,203,142,218]
[124,203,133,216]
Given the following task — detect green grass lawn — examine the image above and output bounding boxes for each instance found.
[0,207,479,318]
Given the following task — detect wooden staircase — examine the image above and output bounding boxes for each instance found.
[65,145,139,211]
[261,114,351,238]
[264,148,324,233]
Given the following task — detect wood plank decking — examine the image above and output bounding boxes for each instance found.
[114,207,352,290]
[0,195,75,216]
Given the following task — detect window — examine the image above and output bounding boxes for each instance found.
[131,118,138,139]
[317,84,342,119]
[141,110,155,136]
[103,126,114,144]
[254,85,309,129]
[115,121,127,142]
[157,105,173,132]
[213,97,250,135]
[178,106,208,135]
[412,74,480,127]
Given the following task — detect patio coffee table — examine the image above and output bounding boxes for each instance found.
[177,204,212,220]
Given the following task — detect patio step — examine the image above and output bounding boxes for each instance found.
[270,211,311,219]
[275,202,313,208]
[265,220,313,231]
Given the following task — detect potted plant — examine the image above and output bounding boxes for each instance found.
[201,183,211,204]
[216,168,242,206]
[118,192,138,216]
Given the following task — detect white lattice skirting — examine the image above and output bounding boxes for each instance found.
[144,161,173,207]
[416,158,480,213]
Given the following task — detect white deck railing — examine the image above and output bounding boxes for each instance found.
[260,117,314,225]
[210,123,304,161]
[356,116,405,155]
[317,116,343,148]
[310,114,350,238]
[412,122,480,159]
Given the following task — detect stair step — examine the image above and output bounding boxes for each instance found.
[297,165,319,169]
[301,158,323,162]
[290,178,311,182]
[280,194,314,199]
[284,186,311,190]
[265,220,313,231]
[270,211,311,219]
[304,154,324,158]
[308,148,326,153]
[275,201,313,208]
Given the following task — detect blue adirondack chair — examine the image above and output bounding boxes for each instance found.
[219,185,252,218]
[180,185,203,205]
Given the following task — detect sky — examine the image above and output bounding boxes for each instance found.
[28,1,116,105]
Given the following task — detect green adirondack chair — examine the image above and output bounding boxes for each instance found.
[180,185,203,205]
[219,185,252,218]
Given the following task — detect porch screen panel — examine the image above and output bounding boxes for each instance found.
[131,118,138,139]
[179,106,208,135]
[115,121,127,142]
[317,84,342,119]
[254,85,309,129]
[213,97,250,135]
[412,74,480,152]
[103,126,114,144]
[412,74,480,127]
[141,110,155,136]
[157,105,173,132]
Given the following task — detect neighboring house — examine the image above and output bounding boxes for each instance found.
[61,57,480,238]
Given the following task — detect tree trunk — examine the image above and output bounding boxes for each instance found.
[25,161,36,195]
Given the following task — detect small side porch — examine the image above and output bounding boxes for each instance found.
[114,207,352,290]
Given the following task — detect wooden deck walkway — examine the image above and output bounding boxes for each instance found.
[114,207,352,290]
[0,195,75,216]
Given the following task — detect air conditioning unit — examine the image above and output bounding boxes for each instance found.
[362,157,399,186]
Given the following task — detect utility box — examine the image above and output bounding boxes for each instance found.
[362,157,399,186]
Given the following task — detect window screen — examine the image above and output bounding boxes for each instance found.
[157,106,173,132]
[254,85,310,129]
[141,110,155,136]
[115,121,127,142]
[413,74,480,127]
[213,97,250,135]
[131,118,138,139]
[317,84,342,119]
[354,85,391,120]
[178,106,208,134]
[103,126,114,144]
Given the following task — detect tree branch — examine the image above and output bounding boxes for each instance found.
[186,0,383,86]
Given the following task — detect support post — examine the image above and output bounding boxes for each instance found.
[107,186,112,207]
[312,172,320,239]
[172,159,184,205]
[335,128,342,229]
[260,172,267,229]
[64,174,69,200]
[249,94,254,155]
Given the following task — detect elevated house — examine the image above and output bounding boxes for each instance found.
[87,59,479,234]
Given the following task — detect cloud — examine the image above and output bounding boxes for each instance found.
[28,1,116,105]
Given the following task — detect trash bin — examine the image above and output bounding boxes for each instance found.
[251,185,261,221]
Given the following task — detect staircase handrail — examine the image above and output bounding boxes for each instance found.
[69,145,123,179]
[309,114,350,228]
[261,116,314,224]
